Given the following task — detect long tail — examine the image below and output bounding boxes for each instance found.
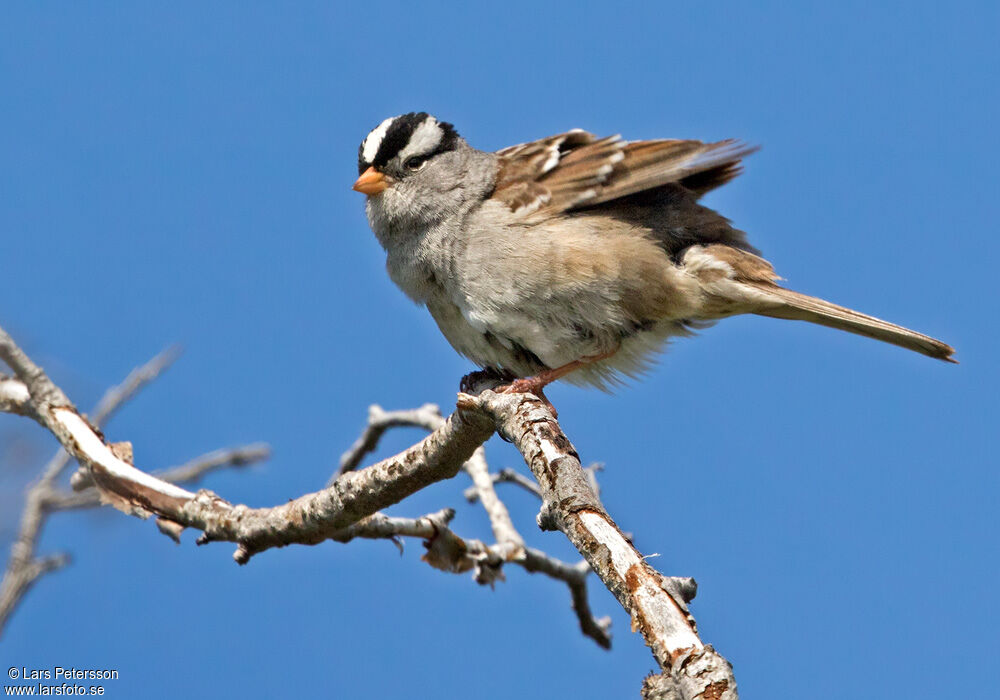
[752,286,956,362]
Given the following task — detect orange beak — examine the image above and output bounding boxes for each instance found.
[353,167,390,195]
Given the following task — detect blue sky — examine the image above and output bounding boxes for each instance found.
[1,2,997,698]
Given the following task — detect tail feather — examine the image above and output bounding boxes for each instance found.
[751,285,956,362]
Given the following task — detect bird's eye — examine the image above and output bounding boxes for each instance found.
[404,156,427,171]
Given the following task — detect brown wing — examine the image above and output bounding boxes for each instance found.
[493,130,757,218]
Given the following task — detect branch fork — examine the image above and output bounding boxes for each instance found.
[1,324,738,698]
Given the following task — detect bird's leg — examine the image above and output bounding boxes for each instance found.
[495,351,616,416]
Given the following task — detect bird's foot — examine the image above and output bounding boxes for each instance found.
[489,351,618,418]
[460,367,517,394]
[495,375,550,395]
[495,376,558,417]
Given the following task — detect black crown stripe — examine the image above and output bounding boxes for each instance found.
[358,113,460,174]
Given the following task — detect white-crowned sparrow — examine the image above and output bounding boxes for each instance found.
[353,112,955,398]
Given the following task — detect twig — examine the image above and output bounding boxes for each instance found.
[0,345,265,636]
[88,345,182,427]
[330,508,505,585]
[0,374,31,415]
[1,347,179,633]
[463,467,546,502]
[45,444,272,511]
[338,404,614,645]
[152,443,270,484]
[328,507,613,644]
[461,447,524,553]
[463,463,604,505]
[522,547,612,648]
[334,403,444,480]
[583,462,604,499]
[337,403,524,552]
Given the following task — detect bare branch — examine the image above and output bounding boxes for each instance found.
[338,403,524,554]
[88,346,182,427]
[0,374,30,415]
[330,508,453,543]
[460,389,738,700]
[0,325,496,564]
[0,329,72,409]
[14,346,183,493]
[329,508,615,645]
[330,508,505,585]
[155,442,271,484]
[337,403,611,645]
[58,399,491,563]
[1,324,739,696]
[46,444,272,511]
[0,341,261,637]
[463,467,545,502]
[522,547,612,648]
[334,403,445,480]
[0,552,70,632]
[583,462,604,499]
[462,448,524,552]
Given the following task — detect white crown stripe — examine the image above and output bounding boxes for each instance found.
[361,117,396,165]
[398,117,444,162]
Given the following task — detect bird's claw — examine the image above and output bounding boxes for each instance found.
[459,367,516,394]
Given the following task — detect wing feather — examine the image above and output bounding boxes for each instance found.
[493,130,757,219]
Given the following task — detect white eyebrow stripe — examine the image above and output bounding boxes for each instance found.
[361,117,396,164]
[398,117,444,161]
